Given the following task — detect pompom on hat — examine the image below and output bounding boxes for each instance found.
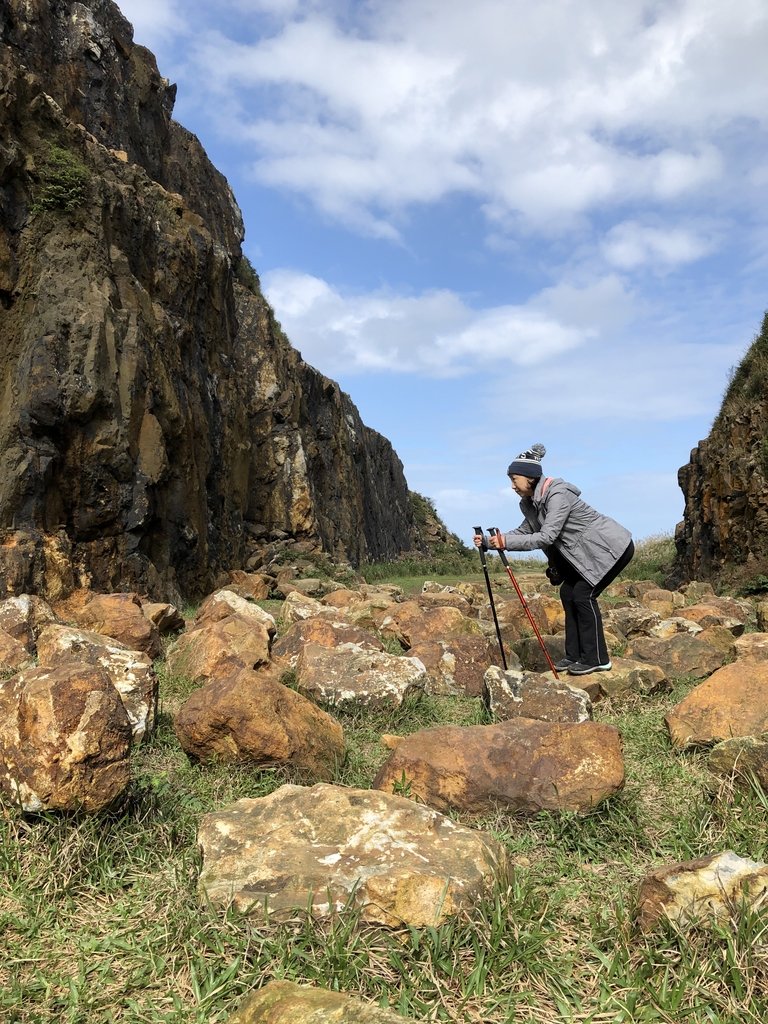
[507,443,546,479]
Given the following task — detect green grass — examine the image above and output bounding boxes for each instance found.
[2,575,767,1023]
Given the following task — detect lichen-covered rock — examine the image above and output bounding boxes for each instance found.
[294,643,427,709]
[637,851,768,930]
[708,734,768,788]
[484,665,592,723]
[409,635,501,697]
[36,624,158,742]
[197,783,508,926]
[0,663,132,812]
[193,589,277,634]
[271,617,383,671]
[588,657,670,700]
[227,981,408,1023]
[373,719,624,814]
[626,633,727,681]
[0,594,57,651]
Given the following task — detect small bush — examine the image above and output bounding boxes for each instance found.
[33,145,90,212]
[620,532,676,584]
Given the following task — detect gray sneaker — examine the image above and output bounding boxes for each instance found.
[567,661,612,675]
[554,658,577,671]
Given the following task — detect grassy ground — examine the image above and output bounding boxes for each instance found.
[2,557,767,1023]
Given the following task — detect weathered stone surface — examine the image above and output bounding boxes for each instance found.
[0,663,132,812]
[281,591,340,625]
[72,594,162,659]
[416,590,473,614]
[36,624,157,742]
[626,633,727,680]
[636,851,768,930]
[665,658,768,749]
[174,666,344,777]
[681,581,717,602]
[638,588,682,618]
[373,719,624,814]
[514,633,566,673]
[141,601,186,635]
[708,734,768,788]
[225,570,272,601]
[320,588,366,610]
[483,666,592,723]
[589,657,670,700]
[271,617,383,670]
[677,602,745,634]
[197,783,508,926]
[0,0,424,603]
[194,589,277,634]
[0,594,57,651]
[227,981,408,1024]
[0,628,33,673]
[379,601,483,649]
[295,643,427,709]
[165,614,272,683]
[409,635,501,697]
[649,616,704,639]
[733,633,768,659]
[603,607,661,639]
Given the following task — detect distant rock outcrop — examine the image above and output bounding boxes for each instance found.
[675,311,768,586]
[0,0,424,603]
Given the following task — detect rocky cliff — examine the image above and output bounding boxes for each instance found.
[0,0,423,602]
[675,311,768,586]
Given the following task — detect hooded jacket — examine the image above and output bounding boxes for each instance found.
[502,477,632,586]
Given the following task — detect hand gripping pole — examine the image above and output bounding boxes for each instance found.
[488,528,559,679]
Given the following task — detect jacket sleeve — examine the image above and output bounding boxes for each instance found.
[503,491,572,551]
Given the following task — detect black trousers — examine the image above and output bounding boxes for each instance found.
[550,541,635,666]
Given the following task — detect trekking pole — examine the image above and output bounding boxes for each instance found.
[488,528,559,679]
[474,526,507,670]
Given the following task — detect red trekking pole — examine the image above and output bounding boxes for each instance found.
[488,528,559,679]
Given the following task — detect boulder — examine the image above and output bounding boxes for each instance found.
[409,635,502,697]
[165,614,272,684]
[271,618,383,671]
[484,665,592,723]
[141,601,186,635]
[708,735,768,788]
[379,602,483,649]
[733,633,768,660]
[626,633,727,681]
[0,594,57,651]
[373,719,624,815]
[227,981,408,1023]
[36,624,158,742]
[174,666,344,779]
[677,602,746,633]
[0,663,132,812]
[193,589,277,634]
[320,588,365,610]
[0,628,34,674]
[226,570,272,601]
[603,607,661,639]
[197,783,508,927]
[587,657,670,700]
[649,617,703,640]
[636,851,768,930]
[514,633,566,673]
[72,593,162,659]
[294,643,427,709]
[281,590,339,625]
[665,658,768,749]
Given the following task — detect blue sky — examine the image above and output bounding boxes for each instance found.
[117,0,767,547]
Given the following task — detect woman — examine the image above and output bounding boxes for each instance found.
[474,443,634,675]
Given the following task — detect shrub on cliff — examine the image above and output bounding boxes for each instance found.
[32,144,90,212]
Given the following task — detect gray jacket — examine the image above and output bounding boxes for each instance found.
[502,477,632,586]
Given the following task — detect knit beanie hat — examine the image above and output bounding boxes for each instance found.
[507,443,546,479]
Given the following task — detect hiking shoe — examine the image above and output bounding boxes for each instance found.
[554,658,577,671]
[567,661,612,675]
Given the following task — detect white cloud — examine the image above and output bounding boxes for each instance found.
[261,269,625,377]
[602,220,718,269]
[142,0,767,239]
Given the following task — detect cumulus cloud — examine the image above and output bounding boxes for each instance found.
[602,220,719,269]
[261,269,631,377]
[126,0,766,238]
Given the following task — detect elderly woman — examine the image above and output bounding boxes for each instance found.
[475,444,634,676]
